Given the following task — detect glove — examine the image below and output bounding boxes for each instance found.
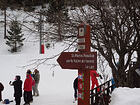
[9,81,12,85]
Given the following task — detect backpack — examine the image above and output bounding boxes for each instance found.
[3,99,13,104]
[3,99,10,104]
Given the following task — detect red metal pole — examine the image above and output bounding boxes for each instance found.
[41,44,45,54]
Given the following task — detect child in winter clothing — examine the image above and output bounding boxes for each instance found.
[0,82,4,101]
[9,75,22,105]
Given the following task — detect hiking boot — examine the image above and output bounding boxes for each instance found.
[36,94,39,96]
[75,98,78,101]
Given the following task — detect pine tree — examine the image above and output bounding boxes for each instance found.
[6,20,25,53]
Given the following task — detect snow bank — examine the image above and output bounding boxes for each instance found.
[110,87,140,105]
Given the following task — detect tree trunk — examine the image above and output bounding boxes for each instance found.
[4,9,6,39]
[13,42,17,52]
[58,12,62,41]
[116,71,127,87]
[112,67,127,87]
[58,22,62,41]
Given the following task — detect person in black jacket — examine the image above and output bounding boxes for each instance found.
[9,75,22,105]
[0,82,4,102]
[73,77,78,101]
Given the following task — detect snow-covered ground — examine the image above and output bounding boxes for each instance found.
[110,87,140,105]
[0,54,78,105]
[0,14,78,104]
[0,35,78,105]
[0,9,140,105]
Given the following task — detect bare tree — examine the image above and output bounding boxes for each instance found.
[109,0,140,87]
[67,0,139,87]
[90,0,140,87]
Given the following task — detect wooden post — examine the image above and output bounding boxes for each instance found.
[78,23,91,105]
[57,23,97,105]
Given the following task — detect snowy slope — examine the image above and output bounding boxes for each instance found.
[0,32,78,105]
[0,54,78,105]
[0,9,78,105]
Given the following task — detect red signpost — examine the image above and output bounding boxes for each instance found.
[77,23,91,105]
[57,23,97,105]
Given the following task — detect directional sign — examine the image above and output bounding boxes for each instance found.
[57,52,97,70]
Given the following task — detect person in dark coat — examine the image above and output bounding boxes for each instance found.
[9,75,22,105]
[23,70,33,105]
[0,82,4,102]
[73,77,78,101]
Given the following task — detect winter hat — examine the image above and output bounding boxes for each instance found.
[27,70,31,74]
[16,75,20,80]
[34,69,39,73]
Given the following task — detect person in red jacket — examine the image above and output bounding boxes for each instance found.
[0,82,4,102]
[23,70,33,105]
[90,70,100,91]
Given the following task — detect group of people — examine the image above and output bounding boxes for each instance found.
[73,70,115,105]
[73,70,102,101]
[22,69,40,105]
[0,69,40,105]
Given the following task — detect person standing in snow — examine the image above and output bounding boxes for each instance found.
[32,69,40,96]
[30,72,35,103]
[0,82,4,102]
[73,77,78,101]
[23,70,33,105]
[9,75,22,105]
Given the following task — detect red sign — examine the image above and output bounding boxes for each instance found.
[78,24,91,52]
[57,52,97,70]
